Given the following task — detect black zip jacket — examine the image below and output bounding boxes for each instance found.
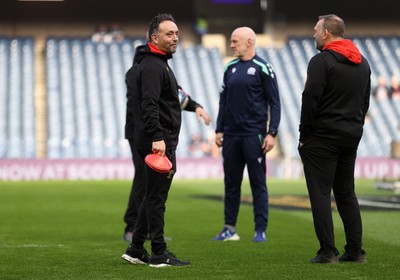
[299,40,371,147]
[125,43,201,150]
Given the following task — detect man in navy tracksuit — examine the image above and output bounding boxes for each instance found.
[213,27,281,242]
[298,14,370,264]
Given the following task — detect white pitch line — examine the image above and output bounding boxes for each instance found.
[358,199,400,209]
[0,244,64,248]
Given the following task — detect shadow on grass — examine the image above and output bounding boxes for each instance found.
[193,194,400,211]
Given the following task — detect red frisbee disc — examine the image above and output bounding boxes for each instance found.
[145,153,173,173]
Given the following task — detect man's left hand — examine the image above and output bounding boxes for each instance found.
[195,107,211,125]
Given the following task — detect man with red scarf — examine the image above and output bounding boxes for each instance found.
[120,13,200,267]
[298,14,370,264]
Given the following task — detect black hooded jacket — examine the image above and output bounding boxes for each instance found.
[124,43,201,151]
[299,39,371,147]
[124,43,181,151]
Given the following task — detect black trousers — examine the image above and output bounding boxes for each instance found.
[123,139,145,233]
[131,149,176,253]
[298,136,363,254]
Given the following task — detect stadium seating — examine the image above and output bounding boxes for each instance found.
[0,37,35,158]
[169,45,222,156]
[44,37,224,158]
[46,37,136,158]
[1,35,399,159]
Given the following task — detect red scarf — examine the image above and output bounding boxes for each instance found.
[322,39,362,64]
[148,42,166,55]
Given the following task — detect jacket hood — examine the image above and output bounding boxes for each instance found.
[322,39,362,64]
[134,42,172,64]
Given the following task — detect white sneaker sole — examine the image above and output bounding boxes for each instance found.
[149,263,190,268]
[149,263,171,268]
[121,254,147,265]
[224,233,240,241]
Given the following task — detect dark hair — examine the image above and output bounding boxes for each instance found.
[147,13,176,42]
[318,14,345,37]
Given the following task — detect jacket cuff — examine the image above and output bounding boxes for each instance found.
[153,131,164,142]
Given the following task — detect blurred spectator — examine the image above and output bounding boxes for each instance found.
[389,75,400,100]
[92,23,112,43]
[204,131,221,158]
[194,15,208,42]
[372,76,389,100]
[187,132,209,157]
[364,112,372,125]
[110,22,125,42]
[195,15,208,36]
[92,22,124,43]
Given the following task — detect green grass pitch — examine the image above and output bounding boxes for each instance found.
[0,178,399,279]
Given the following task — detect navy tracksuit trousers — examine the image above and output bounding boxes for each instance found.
[222,134,269,231]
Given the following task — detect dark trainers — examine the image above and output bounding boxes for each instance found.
[149,250,190,268]
[339,249,367,263]
[309,251,338,264]
[121,246,150,265]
